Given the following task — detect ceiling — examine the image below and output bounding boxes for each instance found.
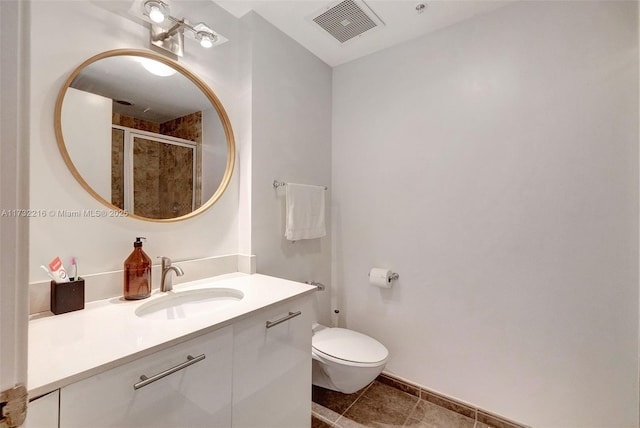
[216,0,515,67]
[75,0,516,121]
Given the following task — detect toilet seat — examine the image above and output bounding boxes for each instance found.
[312,328,388,365]
[311,326,389,393]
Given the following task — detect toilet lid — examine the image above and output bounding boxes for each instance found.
[312,328,388,364]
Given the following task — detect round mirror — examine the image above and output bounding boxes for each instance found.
[54,49,235,222]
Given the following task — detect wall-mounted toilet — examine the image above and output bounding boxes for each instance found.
[311,324,389,394]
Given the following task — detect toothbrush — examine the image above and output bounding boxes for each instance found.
[70,257,77,281]
[40,265,57,281]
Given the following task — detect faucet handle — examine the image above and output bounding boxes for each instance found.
[158,256,172,270]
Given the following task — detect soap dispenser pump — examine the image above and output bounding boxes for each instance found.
[124,237,152,300]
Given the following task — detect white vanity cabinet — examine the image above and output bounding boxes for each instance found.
[29,274,317,428]
[59,325,233,428]
[232,295,312,428]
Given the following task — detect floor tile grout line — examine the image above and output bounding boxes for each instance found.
[311,408,336,427]
[401,398,421,427]
[331,381,376,428]
[333,415,341,428]
[339,381,374,417]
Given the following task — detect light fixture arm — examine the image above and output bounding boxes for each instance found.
[155,19,184,41]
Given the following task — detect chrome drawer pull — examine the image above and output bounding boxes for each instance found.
[265,311,302,329]
[133,354,206,390]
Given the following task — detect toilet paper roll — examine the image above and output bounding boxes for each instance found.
[369,268,393,288]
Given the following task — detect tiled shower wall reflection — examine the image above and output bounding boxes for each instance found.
[158,140,194,218]
[111,127,124,209]
[160,111,203,209]
[111,112,201,219]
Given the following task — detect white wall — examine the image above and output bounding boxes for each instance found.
[61,87,112,198]
[29,1,243,282]
[332,1,638,427]
[245,12,333,325]
[236,15,253,257]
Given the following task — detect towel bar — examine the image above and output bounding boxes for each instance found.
[273,180,327,190]
[305,281,325,291]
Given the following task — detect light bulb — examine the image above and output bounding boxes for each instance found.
[149,5,165,23]
[197,31,216,48]
[143,1,168,24]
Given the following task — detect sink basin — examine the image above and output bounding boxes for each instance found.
[135,288,244,320]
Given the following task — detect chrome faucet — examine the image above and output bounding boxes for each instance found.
[160,257,184,292]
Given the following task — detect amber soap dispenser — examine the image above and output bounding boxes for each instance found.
[124,237,151,300]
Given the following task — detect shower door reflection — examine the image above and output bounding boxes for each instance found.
[112,126,197,219]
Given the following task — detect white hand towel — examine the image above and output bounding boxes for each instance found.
[285,183,326,241]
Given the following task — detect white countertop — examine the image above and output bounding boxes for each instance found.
[28,273,316,397]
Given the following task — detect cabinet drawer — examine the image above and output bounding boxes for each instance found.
[60,325,233,428]
[232,296,312,428]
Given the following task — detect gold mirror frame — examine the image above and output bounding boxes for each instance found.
[54,49,235,222]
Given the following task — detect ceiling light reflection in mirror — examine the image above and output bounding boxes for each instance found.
[140,57,176,77]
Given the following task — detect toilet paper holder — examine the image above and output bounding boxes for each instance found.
[368,269,400,288]
[367,271,399,281]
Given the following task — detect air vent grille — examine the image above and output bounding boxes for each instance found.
[312,0,383,44]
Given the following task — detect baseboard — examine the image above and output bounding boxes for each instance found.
[377,372,530,428]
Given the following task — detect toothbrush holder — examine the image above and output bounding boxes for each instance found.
[50,278,85,315]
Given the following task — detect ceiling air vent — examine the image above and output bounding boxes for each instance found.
[309,0,385,44]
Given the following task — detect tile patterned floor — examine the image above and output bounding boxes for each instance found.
[311,381,493,428]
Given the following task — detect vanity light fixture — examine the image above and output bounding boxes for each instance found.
[142,0,220,57]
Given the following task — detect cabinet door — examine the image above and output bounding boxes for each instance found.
[232,296,312,428]
[25,390,59,428]
[60,326,232,428]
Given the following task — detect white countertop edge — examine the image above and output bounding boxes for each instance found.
[28,273,316,397]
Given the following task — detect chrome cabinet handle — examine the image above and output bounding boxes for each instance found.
[265,311,302,329]
[133,354,206,390]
